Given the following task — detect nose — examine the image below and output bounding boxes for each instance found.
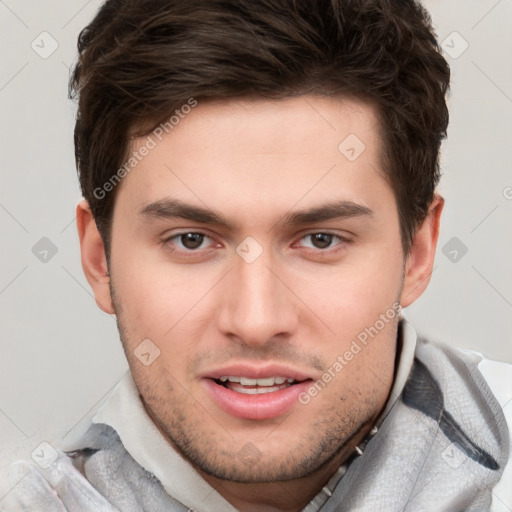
[216,250,298,346]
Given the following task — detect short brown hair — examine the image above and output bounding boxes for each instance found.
[69,0,450,257]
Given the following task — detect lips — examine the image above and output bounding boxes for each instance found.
[201,364,314,420]
[205,364,312,383]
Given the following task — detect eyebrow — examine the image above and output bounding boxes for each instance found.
[139,198,373,230]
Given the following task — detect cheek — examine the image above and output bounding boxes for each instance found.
[314,309,398,414]
[291,242,403,388]
[303,253,402,338]
[109,250,221,368]
[111,242,186,321]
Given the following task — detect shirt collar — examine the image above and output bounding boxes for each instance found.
[378,314,417,425]
[92,371,238,512]
[302,314,417,511]
[92,315,417,511]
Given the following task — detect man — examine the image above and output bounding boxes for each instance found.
[1,0,510,510]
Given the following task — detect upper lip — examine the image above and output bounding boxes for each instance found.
[202,363,314,382]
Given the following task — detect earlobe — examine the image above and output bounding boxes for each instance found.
[76,199,115,314]
[400,194,444,308]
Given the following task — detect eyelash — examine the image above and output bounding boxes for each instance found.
[164,232,216,255]
[162,231,351,257]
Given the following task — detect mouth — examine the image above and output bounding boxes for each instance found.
[214,375,302,395]
[202,365,314,420]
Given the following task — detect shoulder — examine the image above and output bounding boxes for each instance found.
[0,433,120,511]
[0,423,185,511]
[464,350,512,512]
[414,337,512,512]
[470,352,512,410]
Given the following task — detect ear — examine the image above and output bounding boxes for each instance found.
[400,194,444,308]
[76,199,115,314]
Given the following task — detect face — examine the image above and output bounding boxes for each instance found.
[103,96,408,482]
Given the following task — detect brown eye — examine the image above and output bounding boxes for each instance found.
[310,233,334,249]
[180,233,205,249]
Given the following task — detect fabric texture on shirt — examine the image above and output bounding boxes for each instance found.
[1,318,509,511]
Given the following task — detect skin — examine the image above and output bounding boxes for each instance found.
[77,96,443,511]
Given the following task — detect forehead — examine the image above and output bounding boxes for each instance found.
[114,96,393,225]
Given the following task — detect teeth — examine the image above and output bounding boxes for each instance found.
[230,384,286,395]
[218,376,294,386]
[240,377,258,385]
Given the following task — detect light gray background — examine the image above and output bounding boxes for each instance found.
[1,0,511,458]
